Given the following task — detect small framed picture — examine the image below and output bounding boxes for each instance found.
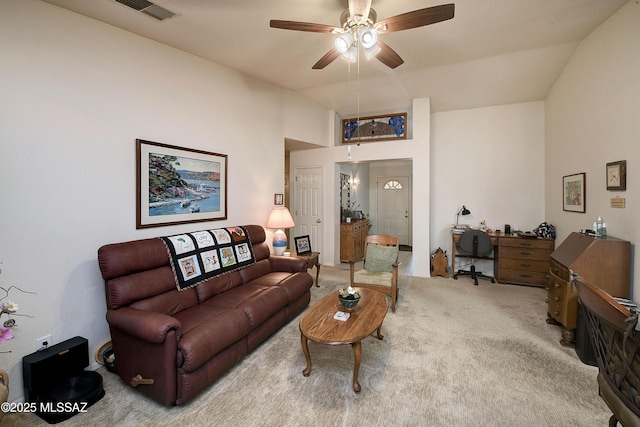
[354,210,363,220]
[294,235,311,255]
[563,172,586,213]
[606,160,626,191]
[274,193,284,205]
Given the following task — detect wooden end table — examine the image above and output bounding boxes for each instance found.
[299,288,388,393]
[288,249,320,287]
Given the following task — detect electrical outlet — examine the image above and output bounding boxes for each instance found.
[36,334,52,350]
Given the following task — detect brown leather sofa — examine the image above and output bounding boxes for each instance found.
[97,225,313,406]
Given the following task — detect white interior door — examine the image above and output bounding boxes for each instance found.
[377,175,411,245]
[293,167,323,256]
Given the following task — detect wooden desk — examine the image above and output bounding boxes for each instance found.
[288,249,320,287]
[451,230,499,275]
[451,231,554,288]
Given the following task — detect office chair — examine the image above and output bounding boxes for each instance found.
[453,229,495,286]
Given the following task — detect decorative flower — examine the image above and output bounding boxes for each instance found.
[0,327,13,344]
[339,286,361,299]
[1,301,18,315]
[0,262,36,348]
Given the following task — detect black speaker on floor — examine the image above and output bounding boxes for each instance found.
[22,336,105,424]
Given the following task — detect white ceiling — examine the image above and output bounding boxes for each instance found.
[42,0,627,116]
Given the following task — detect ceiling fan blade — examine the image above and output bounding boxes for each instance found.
[270,20,338,33]
[377,3,455,33]
[375,41,404,69]
[348,0,372,24]
[312,49,341,69]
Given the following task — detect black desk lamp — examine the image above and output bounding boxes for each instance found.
[456,205,471,226]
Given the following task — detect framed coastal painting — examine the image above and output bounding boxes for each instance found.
[136,139,227,229]
[342,112,407,144]
[562,172,586,213]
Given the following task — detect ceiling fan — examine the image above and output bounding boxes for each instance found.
[270,1,454,70]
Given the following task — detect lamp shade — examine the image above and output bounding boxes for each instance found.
[266,207,295,256]
[359,28,377,49]
[334,33,354,54]
[266,207,295,229]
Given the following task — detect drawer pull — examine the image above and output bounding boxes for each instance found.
[519,274,532,278]
[520,243,532,247]
[554,297,560,302]
[519,252,531,256]
[553,311,559,316]
[520,263,531,267]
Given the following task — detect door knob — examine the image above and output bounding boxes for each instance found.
[316,219,322,223]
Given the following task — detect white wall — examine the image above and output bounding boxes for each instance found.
[431,102,546,274]
[545,0,640,297]
[290,98,431,275]
[0,0,327,402]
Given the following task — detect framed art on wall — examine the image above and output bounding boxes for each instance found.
[606,160,626,191]
[563,172,586,213]
[136,139,227,229]
[274,193,284,205]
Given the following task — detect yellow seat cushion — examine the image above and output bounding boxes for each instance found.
[353,269,393,287]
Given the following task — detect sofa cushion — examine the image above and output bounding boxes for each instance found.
[106,266,184,310]
[174,305,251,373]
[195,270,244,303]
[202,283,289,329]
[130,287,198,316]
[278,273,313,303]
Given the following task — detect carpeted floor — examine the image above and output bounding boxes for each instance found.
[6,266,611,426]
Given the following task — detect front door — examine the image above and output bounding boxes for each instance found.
[377,175,411,246]
[293,167,323,257]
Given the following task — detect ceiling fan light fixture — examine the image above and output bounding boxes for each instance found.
[341,45,357,63]
[349,0,372,25]
[334,33,354,54]
[363,43,381,60]
[359,28,377,49]
[374,22,388,33]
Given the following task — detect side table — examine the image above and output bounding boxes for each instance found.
[288,249,320,287]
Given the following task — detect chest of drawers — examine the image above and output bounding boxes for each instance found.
[546,232,631,345]
[496,236,554,287]
[340,220,368,262]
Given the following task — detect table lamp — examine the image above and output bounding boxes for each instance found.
[266,207,295,255]
[455,205,471,227]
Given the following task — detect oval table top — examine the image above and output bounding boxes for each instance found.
[299,288,388,345]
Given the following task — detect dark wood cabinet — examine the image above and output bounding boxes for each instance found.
[496,235,554,287]
[340,220,368,262]
[546,232,631,345]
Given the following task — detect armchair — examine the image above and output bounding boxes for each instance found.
[575,279,640,427]
[349,235,400,311]
[453,229,495,286]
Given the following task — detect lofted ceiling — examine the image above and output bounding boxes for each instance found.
[42,0,627,116]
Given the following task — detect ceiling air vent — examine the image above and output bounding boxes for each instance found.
[114,0,177,21]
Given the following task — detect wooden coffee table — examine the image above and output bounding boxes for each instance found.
[299,288,388,393]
